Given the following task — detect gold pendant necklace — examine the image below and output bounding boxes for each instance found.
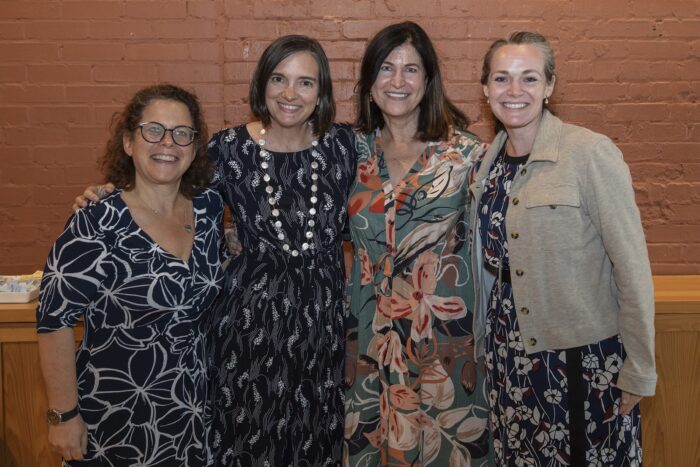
[135,192,193,234]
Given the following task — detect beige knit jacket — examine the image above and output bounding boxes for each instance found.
[469,110,657,397]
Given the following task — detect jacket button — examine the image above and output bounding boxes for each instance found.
[520,307,529,315]
[512,198,520,205]
[511,232,519,239]
[515,269,524,276]
[520,168,527,176]
[528,338,537,346]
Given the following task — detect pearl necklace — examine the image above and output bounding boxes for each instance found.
[258,127,319,257]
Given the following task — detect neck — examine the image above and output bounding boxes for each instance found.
[130,182,182,215]
[505,122,542,156]
[263,120,315,152]
[503,112,545,156]
[381,115,420,145]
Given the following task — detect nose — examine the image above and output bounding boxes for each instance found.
[390,69,405,87]
[282,83,297,100]
[160,129,175,146]
[507,80,522,95]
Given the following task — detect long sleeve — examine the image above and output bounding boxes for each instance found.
[583,138,656,396]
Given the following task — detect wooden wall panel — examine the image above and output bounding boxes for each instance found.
[641,316,700,466]
[0,345,4,463]
[0,277,698,466]
[2,342,60,466]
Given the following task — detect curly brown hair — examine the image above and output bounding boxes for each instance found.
[100,84,211,198]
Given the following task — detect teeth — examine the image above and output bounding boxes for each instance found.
[386,92,409,98]
[152,154,176,162]
[279,103,300,111]
[504,103,527,109]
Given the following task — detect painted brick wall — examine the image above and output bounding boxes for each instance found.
[1,0,699,274]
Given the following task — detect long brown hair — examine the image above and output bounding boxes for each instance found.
[355,21,468,141]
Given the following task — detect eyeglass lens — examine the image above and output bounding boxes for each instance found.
[139,122,195,146]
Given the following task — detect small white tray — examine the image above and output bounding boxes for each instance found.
[0,287,40,303]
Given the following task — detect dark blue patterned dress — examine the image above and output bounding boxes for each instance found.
[477,146,642,466]
[206,124,356,466]
[36,188,226,467]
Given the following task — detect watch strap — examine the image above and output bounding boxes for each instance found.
[60,405,80,422]
[47,405,79,425]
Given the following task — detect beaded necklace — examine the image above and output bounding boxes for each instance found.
[257,127,320,257]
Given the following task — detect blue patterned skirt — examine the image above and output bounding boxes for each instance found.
[484,280,642,466]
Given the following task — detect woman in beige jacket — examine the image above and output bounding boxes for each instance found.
[470,32,655,466]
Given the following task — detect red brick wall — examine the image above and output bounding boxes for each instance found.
[1,0,699,274]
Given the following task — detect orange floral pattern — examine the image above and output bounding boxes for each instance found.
[344,130,492,466]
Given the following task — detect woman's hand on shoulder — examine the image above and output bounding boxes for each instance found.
[72,183,115,211]
[48,415,88,461]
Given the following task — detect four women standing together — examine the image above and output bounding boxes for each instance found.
[44,21,655,467]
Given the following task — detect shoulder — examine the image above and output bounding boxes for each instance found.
[352,130,374,162]
[325,123,355,144]
[441,128,488,162]
[209,124,249,146]
[63,190,125,242]
[195,187,224,209]
[82,190,124,225]
[452,127,482,145]
[207,124,254,165]
[320,123,357,165]
[560,121,613,148]
[558,122,624,166]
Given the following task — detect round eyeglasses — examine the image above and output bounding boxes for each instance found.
[137,122,197,147]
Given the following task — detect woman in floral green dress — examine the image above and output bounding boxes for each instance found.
[343,22,491,466]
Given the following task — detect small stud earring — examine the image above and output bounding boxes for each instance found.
[369,94,373,103]
[487,98,490,104]
[545,97,549,105]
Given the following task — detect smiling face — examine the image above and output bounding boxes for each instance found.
[370,42,426,124]
[483,44,556,141]
[123,98,195,190]
[264,51,320,131]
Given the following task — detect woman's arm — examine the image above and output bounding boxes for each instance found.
[37,328,87,461]
[584,137,656,398]
[36,206,108,459]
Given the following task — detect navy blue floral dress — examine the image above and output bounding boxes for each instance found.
[206,124,356,466]
[36,188,226,467]
[477,146,642,466]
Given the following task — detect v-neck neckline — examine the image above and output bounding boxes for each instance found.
[375,131,429,192]
[116,189,197,266]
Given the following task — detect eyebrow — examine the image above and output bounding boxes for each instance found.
[270,72,317,81]
[382,60,422,68]
[493,69,542,75]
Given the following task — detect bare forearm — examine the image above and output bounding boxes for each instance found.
[38,328,79,410]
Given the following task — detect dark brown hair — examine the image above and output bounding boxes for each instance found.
[100,84,211,198]
[249,35,335,137]
[355,21,468,141]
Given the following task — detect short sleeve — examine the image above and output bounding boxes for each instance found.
[207,132,225,194]
[36,207,110,332]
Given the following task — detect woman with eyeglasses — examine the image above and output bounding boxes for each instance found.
[73,36,354,465]
[36,84,225,466]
